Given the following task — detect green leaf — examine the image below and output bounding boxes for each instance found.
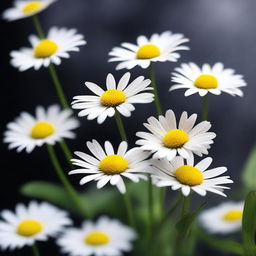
[196,228,243,255]
[242,191,256,256]
[20,181,122,218]
[176,202,206,239]
[242,145,256,191]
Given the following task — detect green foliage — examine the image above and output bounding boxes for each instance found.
[242,191,256,256]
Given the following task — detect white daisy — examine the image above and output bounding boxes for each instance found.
[199,201,244,234]
[150,155,233,197]
[136,109,216,161]
[72,72,154,124]
[4,105,79,153]
[108,31,189,70]
[10,27,86,71]
[170,62,246,97]
[3,0,57,21]
[69,140,150,194]
[57,216,136,256]
[0,201,72,250]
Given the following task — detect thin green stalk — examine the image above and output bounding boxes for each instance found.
[148,64,162,116]
[201,94,209,121]
[47,144,87,218]
[114,110,128,141]
[32,15,45,39]
[31,244,40,256]
[181,194,191,217]
[59,140,73,167]
[123,192,136,229]
[48,64,70,109]
[148,176,154,239]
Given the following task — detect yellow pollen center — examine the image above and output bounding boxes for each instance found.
[99,155,128,174]
[136,44,161,59]
[34,40,58,58]
[194,74,218,89]
[163,129,189,148]
[22,2,43,14]
[175,165,203,186]
[223,210,243,222]
[16,220,43,237]
[84,231,110,246]
[100,89,126,107]
[30,121,55,139]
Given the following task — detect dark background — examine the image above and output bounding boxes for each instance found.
[1,0,256,255]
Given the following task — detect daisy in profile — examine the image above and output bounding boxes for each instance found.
[170,62,246,97]
[4,105,79,153]
[70,140,150,194]
[199,201,244,234]
[72,73,154,124]
[150,155,233,197]
[136,109,216,161]
[57,216,136,256]
[10,27,86,71]
[108,31,189,70]
[0,201,72,250]
[3,0,57,21]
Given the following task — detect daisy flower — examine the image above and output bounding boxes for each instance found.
[69,140,150,194]
[150,155,233,197]
[57,216,136,256]
[170,62,246,97]
[3,0,56,21]
[0,201,72,250]
[4,105,79,153]
[199,201,244,234]
[108,31,189,70]
[136,109,216,161]
[10,27,86,71]
[72,72,154,124]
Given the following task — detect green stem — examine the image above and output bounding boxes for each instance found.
[148,176,154,239]
[32,15,45,39]
[148,64,162,116]
[114,110,128,141]
[201,94,209,121]
[59,140,73,168]
[181,194,191,217]
[47,144,87,218]
[123,192,136,229]
[48,64,70,109]
[31,244,40,256]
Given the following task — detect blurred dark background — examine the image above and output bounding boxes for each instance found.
[1,0,256,255]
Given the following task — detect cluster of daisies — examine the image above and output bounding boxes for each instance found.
[2,0,248,255]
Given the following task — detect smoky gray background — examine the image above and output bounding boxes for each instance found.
[1,0,256,255]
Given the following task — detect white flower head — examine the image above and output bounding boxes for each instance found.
[170,62,246,97]
[4,105,79,153]
[72,72,154,124]
[3,0,57,21]
[108,31,189,70]
[10,27,86,71]
[70,140,151,194]
[150,155,233,197]
[199,201,244,234]
[57,216,136,256]
[0,201,72,250]
[136,109,216,161]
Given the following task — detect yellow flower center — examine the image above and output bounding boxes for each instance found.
[136,44,161,59]
[100,89,126,107]
[16,220,43,237]
[223,210,243,222]
[34,40,58,58]
[175,165,203,186]
[30,121,55,139]
[22,2,43,14]
[99,155,128,174]
[84,231,110,246]
[163,129,189,148]
[194,74,218,89]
